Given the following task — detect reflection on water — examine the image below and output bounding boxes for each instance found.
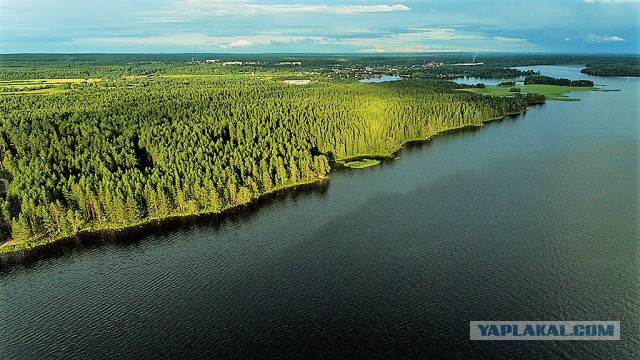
[450,76,507,86]
[0,180,330,273]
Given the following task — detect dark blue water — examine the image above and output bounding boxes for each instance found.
[1,66,638,359]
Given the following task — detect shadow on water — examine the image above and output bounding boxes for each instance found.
[0,111,527,273]
[335,112,525,168]
[0,179,330,273]
[401,112,523,150]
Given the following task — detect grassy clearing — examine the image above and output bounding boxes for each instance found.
[464,84,597,101]
[0,78,101,95]
[158,74,278,82]
[160,74,269,79]
[344,159,381,169]
[523,84,596,99]
[0,78,100,84]
[159,74,219,78]
[1,88,68,95]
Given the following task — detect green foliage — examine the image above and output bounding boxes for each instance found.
[465,83,601,102]
[0,66,528,248]
[581,64,640,77]
[408,66,536,80]
[524,75,593,87]
[523,93,546,105]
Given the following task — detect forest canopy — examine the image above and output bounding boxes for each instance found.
[6,53,621,251]
[524,75,594,87]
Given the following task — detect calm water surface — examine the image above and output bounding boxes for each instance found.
[1,66,638,359]
[451,76,507,86]
[359,75,403,83]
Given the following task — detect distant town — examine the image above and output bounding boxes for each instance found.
[181,57,486,80]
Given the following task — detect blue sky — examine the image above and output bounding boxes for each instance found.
[1,0,638,53]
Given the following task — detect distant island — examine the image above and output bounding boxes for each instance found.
[581,64,640,77]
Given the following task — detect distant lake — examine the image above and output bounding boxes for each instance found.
[359,75,403,83]
[1,66,638,359]
[451,76,525,86]
[451,76,504,86]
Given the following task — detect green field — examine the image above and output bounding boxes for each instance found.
[463,84,598,101]
[343,159,381,169]
[0,78,101,94]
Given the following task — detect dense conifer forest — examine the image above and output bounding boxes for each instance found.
[524,75,594,87]
[5,53,633,251]
[581,64,640,77]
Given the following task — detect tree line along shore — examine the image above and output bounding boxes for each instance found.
[0,76,533,252]
[2,53,636,253]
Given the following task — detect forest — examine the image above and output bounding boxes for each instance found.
[6,51,637,251]
[524,75,594,87]
[581,64,640,77]
[0,59,533,252]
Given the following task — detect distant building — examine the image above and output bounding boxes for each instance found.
[205,59,219,64]
[223,61,243,66]
[275,61,302,66]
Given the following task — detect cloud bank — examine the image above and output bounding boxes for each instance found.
[1,0,637,53]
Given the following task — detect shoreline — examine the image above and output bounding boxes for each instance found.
[336,110,525,164]
[0,109,526,255]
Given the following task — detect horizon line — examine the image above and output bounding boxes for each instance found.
[1,52,639,56]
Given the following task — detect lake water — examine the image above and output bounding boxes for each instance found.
[450,76,507,86]
[1,66,638,359]
[359,75,403,83]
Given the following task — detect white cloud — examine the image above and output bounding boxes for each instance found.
[72,27,534,53]
[146,1,410,19]
[223,3,408,15]
[493,36,527,43]
[330,31,485,52]
[587,33,625,42]
[333,4,410,14]
[405,28,484,40]
[313,27,533,53]
[583,0,640,3]
[360,47,461,53]
[395,47,432,53]
[228,39,253,47]
[76,33,214,46]
[74,33,325,48]
[361,48,386,53]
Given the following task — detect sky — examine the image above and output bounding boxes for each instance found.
[1,0,639,54]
